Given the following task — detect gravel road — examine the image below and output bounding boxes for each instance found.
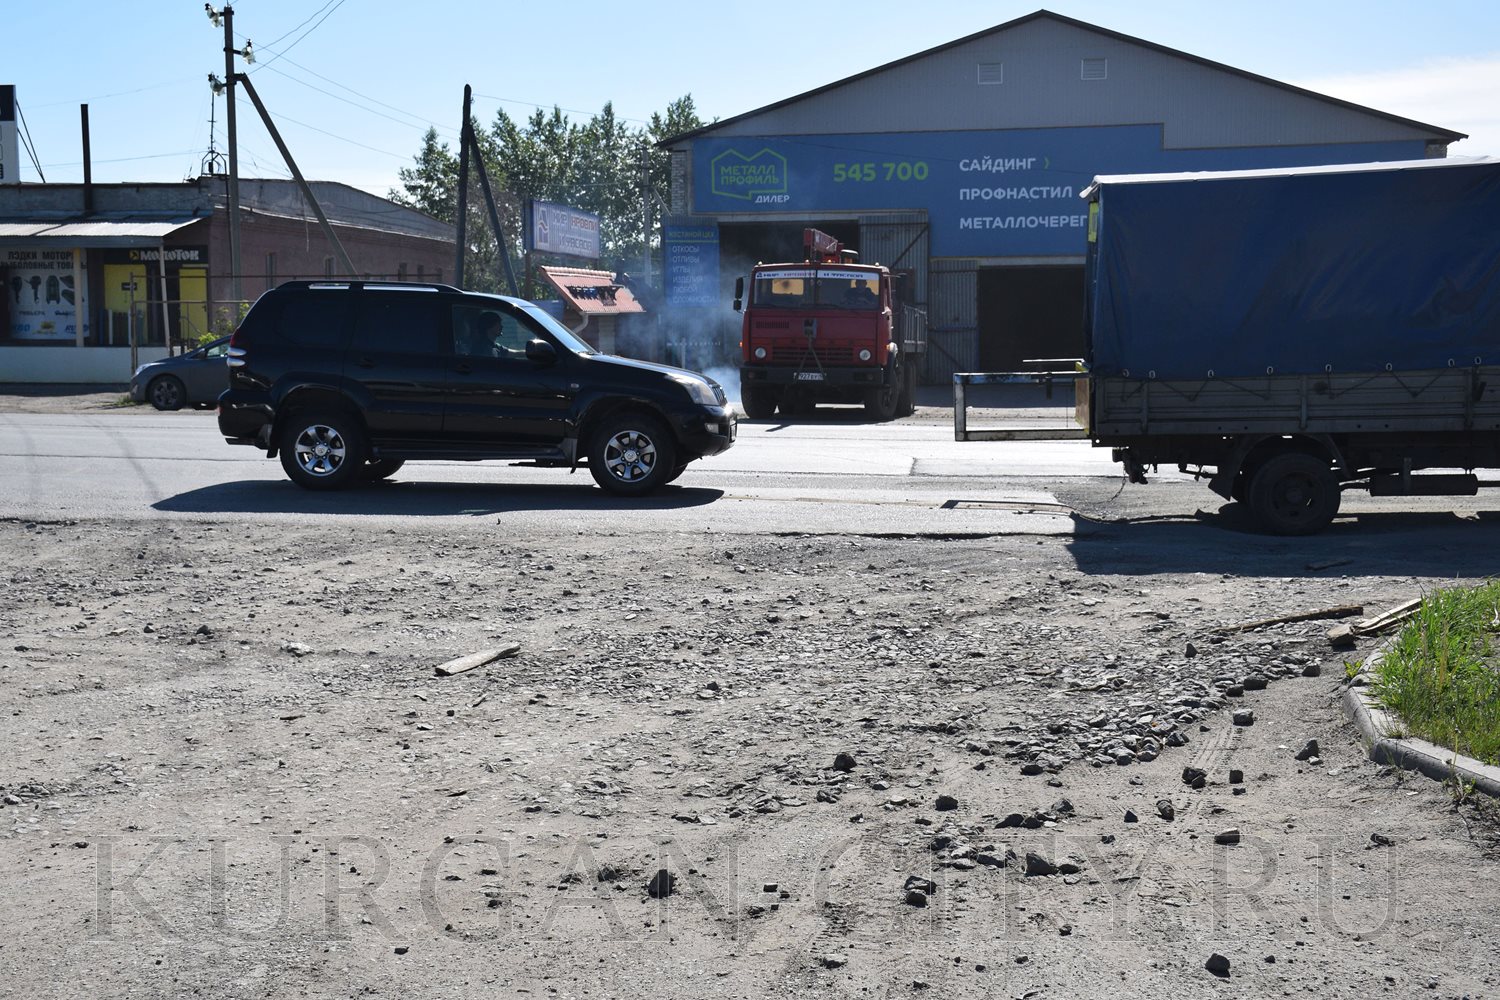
[3,510,1498,999]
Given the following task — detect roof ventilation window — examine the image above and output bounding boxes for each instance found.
[1081,57,1108,81]
[977,62,1004,85]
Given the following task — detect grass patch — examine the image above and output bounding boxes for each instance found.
[1371,581,1500,766]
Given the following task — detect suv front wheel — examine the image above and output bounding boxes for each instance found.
[279,411,367,490]
[587,413,677,496]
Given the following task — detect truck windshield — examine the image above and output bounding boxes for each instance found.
[752,268,881,311]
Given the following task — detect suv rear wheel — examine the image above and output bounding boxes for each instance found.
[588,413,677,496]
[279,411,367,490]
[361,458,405,482]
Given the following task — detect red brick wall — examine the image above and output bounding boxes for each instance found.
[196,211,452,312]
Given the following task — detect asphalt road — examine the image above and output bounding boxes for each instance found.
[7,406,1500,542]
[0,407,1175,535]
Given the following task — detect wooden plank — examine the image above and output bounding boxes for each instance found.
[1215,604,1363,635]
[434,643,521,677]
[1355,597,1424,633]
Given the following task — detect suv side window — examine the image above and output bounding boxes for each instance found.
[275,292,351,348]
[452,305,534,359]
[355,294,445,355]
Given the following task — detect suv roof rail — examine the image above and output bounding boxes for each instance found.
[272,279,467,294]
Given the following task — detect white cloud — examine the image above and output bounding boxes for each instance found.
[1296,54,1500,156]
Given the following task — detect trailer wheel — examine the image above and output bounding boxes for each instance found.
[741,387,777,420]
[1247,452,1341,535]
[1230,469,1251,503]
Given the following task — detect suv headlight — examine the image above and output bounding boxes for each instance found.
[668,373,720,407]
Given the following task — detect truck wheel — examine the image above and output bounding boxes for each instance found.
[741,387,777,420]
[279,410,367,491]
[896,362,916,417]
[1247,452,1341,535]
[588,412,677,497]
[865,380,899,421]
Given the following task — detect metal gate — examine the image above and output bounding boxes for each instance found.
[859,213,931,381]
[924,260,979,383]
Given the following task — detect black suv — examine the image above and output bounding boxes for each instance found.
[217,281,736,495]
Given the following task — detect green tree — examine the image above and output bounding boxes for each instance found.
[392,95,707,291]
[389,127,458,221]
[647,94,706,215]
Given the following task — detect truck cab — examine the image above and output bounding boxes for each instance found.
[735,229,918,420]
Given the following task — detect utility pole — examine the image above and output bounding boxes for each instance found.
[454,86,471,288]
[640,141,652,289]
[208,6,254,298]
[221,5,242,303]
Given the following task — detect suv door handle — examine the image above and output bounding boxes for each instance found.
[453,363,472,374]
[354,357,376,369]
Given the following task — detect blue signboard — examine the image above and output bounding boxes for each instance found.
[691,125,1428,257]
[662,217,720,307]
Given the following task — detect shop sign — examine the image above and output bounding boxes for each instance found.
[691,125,1428,257]
[4,248,76,341]
[662,218,719,308]
[524,200,601,259]
[0,85,16,185]
[128,246,207,264]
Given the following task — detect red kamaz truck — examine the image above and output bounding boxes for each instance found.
[733,229,925,420]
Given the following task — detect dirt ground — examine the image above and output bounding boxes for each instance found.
[2,513,1498,1000]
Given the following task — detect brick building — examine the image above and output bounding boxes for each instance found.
[0,174,452,383]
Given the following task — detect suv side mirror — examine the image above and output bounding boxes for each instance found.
[733,276,744,312]
[525,338,558,365]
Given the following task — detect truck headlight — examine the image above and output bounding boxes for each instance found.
[753,347,767,359]
[858,349,871,361]
[668,373,719,406]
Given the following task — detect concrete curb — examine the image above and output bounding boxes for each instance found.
[1341,633,1500,799]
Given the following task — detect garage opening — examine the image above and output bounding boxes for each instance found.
[976,265,1084,370]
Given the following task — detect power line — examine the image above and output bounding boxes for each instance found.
[255,0,340,52]
[14,97,45,181]
[256,61,458,140]
[235,92,408,161]
[251,0,345,71]
[26,77,198,111]
[473,92,655,128]
[251,49,458,138]
[41,149,202,168]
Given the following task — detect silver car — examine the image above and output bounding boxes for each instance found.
[129,337,231,411]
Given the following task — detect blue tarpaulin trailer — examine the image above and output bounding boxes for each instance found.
[958,156,1500,535]
[1083,157,1500,380]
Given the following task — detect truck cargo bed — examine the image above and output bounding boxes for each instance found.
[1087,367,1500,439]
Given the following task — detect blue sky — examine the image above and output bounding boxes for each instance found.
[6,1,1498,195]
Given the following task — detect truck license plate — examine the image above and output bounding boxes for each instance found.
[794,372,824,381]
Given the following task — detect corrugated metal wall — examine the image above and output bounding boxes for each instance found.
[858,213,928,303]
[699,16,1446,150]
[925,260,978,382]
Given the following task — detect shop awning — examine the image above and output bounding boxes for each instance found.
[0,216,205,248]
[536,266,645,316]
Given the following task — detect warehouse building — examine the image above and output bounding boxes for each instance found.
[658,10,1464,381]
[0,175,451,384]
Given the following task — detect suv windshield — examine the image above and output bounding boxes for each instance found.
[752,267,881,312]
[514,300,597,354]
